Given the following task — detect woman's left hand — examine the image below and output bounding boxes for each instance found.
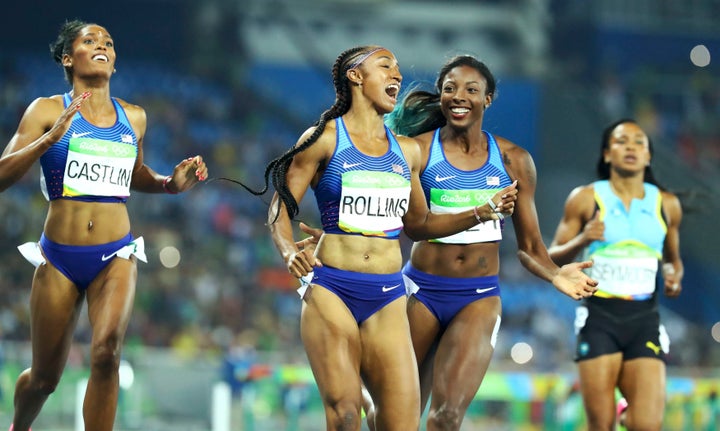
[170,156,207,192]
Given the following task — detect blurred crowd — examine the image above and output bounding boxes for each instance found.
[598,66,720,176]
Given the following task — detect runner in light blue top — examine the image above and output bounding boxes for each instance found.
[549,118,683,431]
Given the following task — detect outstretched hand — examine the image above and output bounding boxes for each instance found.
[552,260,599,300]
[170,156,207,192]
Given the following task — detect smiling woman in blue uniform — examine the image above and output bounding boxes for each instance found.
[549,118,683,431]
[381,55,599,431]
[259,46,520,431]
[0,20,207,431]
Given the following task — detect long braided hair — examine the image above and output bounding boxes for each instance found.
[258,45,382,221]
[385,55,496,137]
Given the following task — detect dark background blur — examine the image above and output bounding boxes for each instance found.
[0,0,718,428]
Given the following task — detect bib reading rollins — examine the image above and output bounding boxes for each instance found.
[338,170,410,237]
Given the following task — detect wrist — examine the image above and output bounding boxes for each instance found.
[162,176,178,194]
[472,205,484,223]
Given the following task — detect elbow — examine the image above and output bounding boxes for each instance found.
[516,249,532,268]
[402,224,426,242]
[403,228,422,242]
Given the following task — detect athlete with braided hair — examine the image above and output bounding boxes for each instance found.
[263,46,519,431]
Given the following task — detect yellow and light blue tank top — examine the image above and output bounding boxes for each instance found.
[39,93,138,203]
[585,180,666,301]
[314,117,411,238]
[420,129,512,244]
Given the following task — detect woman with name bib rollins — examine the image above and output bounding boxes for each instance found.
[548,119,683,431]
[258,45,526,431]
[0,20,207,431]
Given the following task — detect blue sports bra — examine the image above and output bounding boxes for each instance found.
[39,93,138,203]
[313,117,411,239]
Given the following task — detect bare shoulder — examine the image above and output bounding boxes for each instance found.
[660,189,680,206]
[395,133,422,164]
[114,97,146,123]
[660,189,683,220]
[566,183,595,202]
[495,134,531,162]
[292,121,337,161]
[412,130,434,150]
[24,95,65,121]
[493,134,536,183]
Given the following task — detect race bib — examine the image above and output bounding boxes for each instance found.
[589,241,660,300]
[338,171,410,237]
[63,137,136,198]
[429,188,502,244]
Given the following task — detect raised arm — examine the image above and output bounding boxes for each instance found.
[548,185,603,266]
[0,93,89,191]
[398,134,517,241]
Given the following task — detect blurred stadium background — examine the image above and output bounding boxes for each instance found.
[0,0,718,429]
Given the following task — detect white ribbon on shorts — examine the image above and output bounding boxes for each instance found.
[296,271,314,298]
[17,236,147,268]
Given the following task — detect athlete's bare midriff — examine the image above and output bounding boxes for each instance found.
[410,240,501,278]
[317,233,403,274]
[44,199,131,245]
